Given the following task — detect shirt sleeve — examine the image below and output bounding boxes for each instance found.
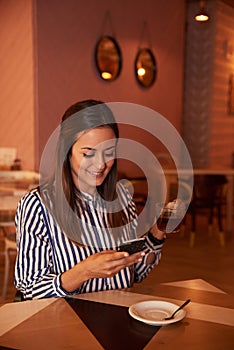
[133,232,164,283]
[117,182,165,283]
[14,191,81,299]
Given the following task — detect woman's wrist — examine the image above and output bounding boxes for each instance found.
[149,224,165,240]
[61,261,88,293]
[148,231,165,245]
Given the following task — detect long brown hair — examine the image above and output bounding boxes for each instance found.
[41,99,128,241]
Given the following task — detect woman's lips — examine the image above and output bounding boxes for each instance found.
[87,170,104,178]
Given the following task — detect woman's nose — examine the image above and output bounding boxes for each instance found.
[93,153,106,170]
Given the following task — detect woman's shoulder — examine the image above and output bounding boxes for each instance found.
[19,187,40,203]
[16,187,57,227]
[116,180,134,204]
[116,180,128,194]
[17,188,45,214]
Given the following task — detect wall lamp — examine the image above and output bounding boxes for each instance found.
[194,1,209,22]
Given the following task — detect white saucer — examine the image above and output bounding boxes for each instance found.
[128,300,186,326]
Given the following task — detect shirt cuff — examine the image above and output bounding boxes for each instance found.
[54,274,81,297]
[147,231,165,245]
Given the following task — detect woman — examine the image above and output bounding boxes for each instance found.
[14,100,165,299]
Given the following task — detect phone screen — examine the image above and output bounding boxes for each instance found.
[117,238,146,255]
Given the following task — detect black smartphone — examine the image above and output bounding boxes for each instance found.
[117,237,146,255]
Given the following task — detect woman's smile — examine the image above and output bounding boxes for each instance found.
[70,127,117,194]
[86,169,105,178]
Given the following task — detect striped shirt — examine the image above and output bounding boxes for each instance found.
[14,183,164,299]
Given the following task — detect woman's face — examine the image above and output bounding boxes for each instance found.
[70,127,117,194]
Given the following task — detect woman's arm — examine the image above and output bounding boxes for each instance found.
[117,182,166,283]
[132,223,166,283]
[149,222,165,240]
[15,191,145,298]
[60,250,144,293]
[14,191,69,299]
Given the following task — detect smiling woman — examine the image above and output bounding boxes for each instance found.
[14,99,166,300]
[70,127,117,193]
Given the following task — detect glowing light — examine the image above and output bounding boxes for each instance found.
[101,72,112,80]
[195,13,209,22]
[194,1,209,22]
[137,68,146,77]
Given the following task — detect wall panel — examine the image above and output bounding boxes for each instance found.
[0,0,35,170]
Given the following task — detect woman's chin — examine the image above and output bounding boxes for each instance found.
[95,178,105,187]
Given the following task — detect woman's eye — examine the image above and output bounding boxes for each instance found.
[83,153,94,158]
[104,151,115,158]
[83,149,115,158]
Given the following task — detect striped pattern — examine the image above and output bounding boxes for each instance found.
[14,184,163,300]
[183,1,215,168]
[210,1,234,167]
[183,1,234,168]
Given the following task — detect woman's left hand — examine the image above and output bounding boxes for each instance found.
[149,223,165,240]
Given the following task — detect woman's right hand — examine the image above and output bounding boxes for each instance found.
[83,250,145,279]
[61,250,145,293]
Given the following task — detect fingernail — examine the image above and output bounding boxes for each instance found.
[124,253,129,257]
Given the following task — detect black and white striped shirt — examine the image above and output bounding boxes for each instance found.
[14,183,164,299]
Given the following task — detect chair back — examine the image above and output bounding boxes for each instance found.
[193,175,227,204]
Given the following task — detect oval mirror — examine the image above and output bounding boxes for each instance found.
[135,48,157,88]
[95,36,122,81]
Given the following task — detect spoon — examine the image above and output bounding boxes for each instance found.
[164,299,191,320]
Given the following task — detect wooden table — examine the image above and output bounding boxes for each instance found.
[1,280,234,350]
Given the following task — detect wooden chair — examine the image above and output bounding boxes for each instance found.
[0,216,17,299]
[155,153,175,168]
[187,175,227,247]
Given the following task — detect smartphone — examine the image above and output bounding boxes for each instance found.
[117,237,146,255]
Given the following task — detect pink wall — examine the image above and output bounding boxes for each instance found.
[0,0,185,173]
[35,0,186,173]
[183,0,234,169]
[210,1,234,167]
[0,0,35,170]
